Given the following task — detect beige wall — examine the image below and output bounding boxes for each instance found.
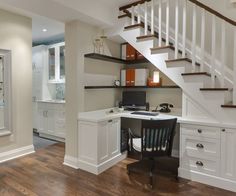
[0,9,32,152]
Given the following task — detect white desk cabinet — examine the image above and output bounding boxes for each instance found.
[78,117,125,175]
[179,123,236,192]
[37,102,65,141]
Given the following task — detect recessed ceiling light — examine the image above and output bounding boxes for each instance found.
[42,28,47,32]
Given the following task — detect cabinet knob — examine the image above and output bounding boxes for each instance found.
[196,143,204,149]
[222,129,226,132]
[108,119,113,123]
[197,129,202,133]
[196,161,204,167]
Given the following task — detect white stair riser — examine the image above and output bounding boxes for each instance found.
[182,76,210,88]
[137,37,157,48]
[167,60,201,73]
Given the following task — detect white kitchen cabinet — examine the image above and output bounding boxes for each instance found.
[220,128,236,181]
[78,117,125,175]
[48,42,65,84]
[37,102,66,141]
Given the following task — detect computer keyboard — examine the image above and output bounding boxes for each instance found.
[131,111,159,116]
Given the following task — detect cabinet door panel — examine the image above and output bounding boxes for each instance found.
[98,121,109,163]
[221,129,236,180]
[47,110,55,134]
[108,119,120,156]
[48,47,56,81]
[38,109,46,132]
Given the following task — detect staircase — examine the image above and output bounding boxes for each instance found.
[117,0,236,123]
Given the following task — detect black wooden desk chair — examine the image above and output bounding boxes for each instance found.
[127,118,177,188]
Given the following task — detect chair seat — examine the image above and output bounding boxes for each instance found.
[132,138,142,152]
[131,138,167,152]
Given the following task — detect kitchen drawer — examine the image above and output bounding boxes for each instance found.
[182,135,220,161]
[181,124,220,139]
[182,156,220,176]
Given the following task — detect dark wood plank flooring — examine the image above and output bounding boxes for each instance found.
[0,143,235,196]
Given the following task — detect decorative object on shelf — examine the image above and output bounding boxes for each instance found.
[100,35,107,55]
[93,30,107,55]
[152,103,174,113]
[148,71,162,87]
[114,80,120,87]
[93,38,101,54]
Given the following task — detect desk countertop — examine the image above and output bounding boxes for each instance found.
[78,108,227,127]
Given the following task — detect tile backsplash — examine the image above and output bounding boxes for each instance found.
[56,83,65,100]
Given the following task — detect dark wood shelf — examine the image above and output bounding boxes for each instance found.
[84,53,149,64]
[84,85,180,89]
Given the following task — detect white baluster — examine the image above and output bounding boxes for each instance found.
[200,9,205,72]
[131,6,135,25]
[166,0,170,46]
[151,0,155,35]
[220,21,226,87]
[211,15,216,88]
[175,0,179,59]
[182,0,187,58]
[192,3,197,72]
[158,0,162,47]
[144,1,148,35]
[233,28,236,105]
[137,4,141,24]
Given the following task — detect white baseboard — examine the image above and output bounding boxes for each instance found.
[63,155,79,169]
[179,168,236,193]
[78,152,127,175]
[0,145,35,163]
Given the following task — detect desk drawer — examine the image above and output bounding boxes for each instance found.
[182,156,219,176]
[182,135,220,161]
[181,124,220,139]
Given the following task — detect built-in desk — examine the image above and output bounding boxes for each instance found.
[78,108,181,175]
[78,108,236,192]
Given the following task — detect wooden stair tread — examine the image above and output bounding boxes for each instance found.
[118,13,131,19]
[181,72,211,77]
[166,58,200,66]
[200,88,229,91]
[151,45,175,51]
[137,34,158,40]
[221,104,236,108]
[124,23,144,30]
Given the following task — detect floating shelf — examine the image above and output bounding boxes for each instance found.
[84,86,180,89]
[84,53,149,64]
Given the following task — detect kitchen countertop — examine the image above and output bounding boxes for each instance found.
[37,100,66,104]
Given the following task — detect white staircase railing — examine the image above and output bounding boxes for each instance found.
[119,0,236,104]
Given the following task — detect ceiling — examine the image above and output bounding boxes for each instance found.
[0,0,136,44]
[32,15,64,44]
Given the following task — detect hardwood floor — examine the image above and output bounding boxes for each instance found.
[0,143,234,196]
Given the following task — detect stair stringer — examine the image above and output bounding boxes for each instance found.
[119,28,236,124]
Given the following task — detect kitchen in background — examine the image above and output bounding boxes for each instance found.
[32,16,65,149]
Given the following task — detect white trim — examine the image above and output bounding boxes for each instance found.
[179,168,236,193]
[78,152,127,175]
[0,130,11,137]
[0,145,35,163]
[63,155,79,169]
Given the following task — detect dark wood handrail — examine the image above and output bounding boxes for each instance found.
[119,0,236,26]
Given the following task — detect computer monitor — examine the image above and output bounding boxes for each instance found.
[122,91,146,106]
